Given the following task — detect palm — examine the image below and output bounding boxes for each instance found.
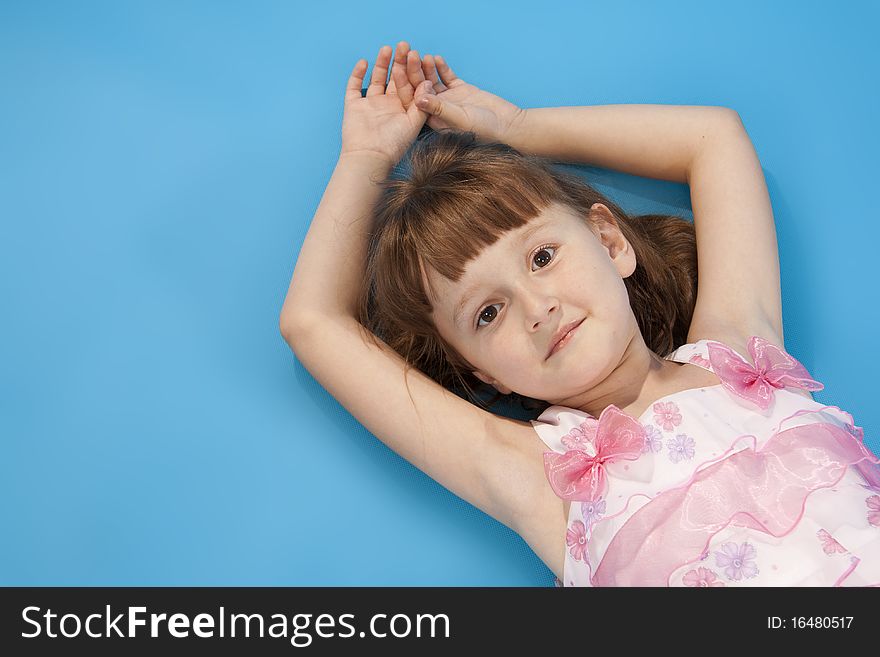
[342,94,421,161]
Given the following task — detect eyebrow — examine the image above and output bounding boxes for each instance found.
[452,218,554,328]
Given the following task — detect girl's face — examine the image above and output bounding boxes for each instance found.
[425,202,640,406]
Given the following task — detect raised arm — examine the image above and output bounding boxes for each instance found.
[279,43,430,322]
[279,151,392,321]
[507,104,734,184]
[278,45,556,542]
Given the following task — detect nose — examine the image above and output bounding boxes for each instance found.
[522,287,559,332]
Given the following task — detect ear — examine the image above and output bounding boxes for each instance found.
[472,370,513,395]
[590,203,637,278]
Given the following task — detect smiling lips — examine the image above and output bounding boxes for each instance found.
[547,318,585,359]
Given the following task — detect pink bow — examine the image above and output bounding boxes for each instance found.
[543,405,646,502]
[706,336,824,410]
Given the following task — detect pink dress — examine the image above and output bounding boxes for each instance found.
[531,337,880,587]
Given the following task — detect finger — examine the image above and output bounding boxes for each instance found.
[416,86,468,127]
[406,82,432,128]
[388,41,411,101]
[421,54,447,93]
[413,79,433,106]
[366,45,393,97]
[433,54,462,87]
[406,49,427,90]
[345,59,369,102]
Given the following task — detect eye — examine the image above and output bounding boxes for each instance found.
[476,303,502,329]
[531,244,557,270]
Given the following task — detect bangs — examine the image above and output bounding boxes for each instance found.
[413,177,552,282]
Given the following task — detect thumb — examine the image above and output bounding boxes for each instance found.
[415,85,467,128]
[407,80,434,124]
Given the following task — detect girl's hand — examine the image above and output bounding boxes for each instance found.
[409,54,527,144]
[340,42,434,165]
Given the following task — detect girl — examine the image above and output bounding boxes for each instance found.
[280,42,880,586]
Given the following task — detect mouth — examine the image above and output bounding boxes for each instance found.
[546,318,585,360]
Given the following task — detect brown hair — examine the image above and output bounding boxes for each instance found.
[356,129,698,414]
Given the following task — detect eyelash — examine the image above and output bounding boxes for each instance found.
[474,244,558,330]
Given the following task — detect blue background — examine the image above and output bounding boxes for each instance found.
[1,0,877,586]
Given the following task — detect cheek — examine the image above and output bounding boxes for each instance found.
[491,330,536,371]
[479,336,508,363]
[559,263,598,307]
[473,331,520,370]
[573,255,625,303]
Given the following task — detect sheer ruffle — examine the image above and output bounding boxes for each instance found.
[590,421,880,586]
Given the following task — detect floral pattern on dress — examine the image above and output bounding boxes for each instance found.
[641,424,663,453]
[566,520,589,562]
[581,497,607,531]
[867,495,880,528]
[666,433,696,463]
[714,541,759,581]
[683,567,725,587]
[561,418,600,451]
[816,529,848,555]
[653,401,682,431]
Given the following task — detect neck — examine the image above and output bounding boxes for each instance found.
[552,330,678,419]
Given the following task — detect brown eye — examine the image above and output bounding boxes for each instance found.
[531,245,556,270]
[476,303,501,329]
